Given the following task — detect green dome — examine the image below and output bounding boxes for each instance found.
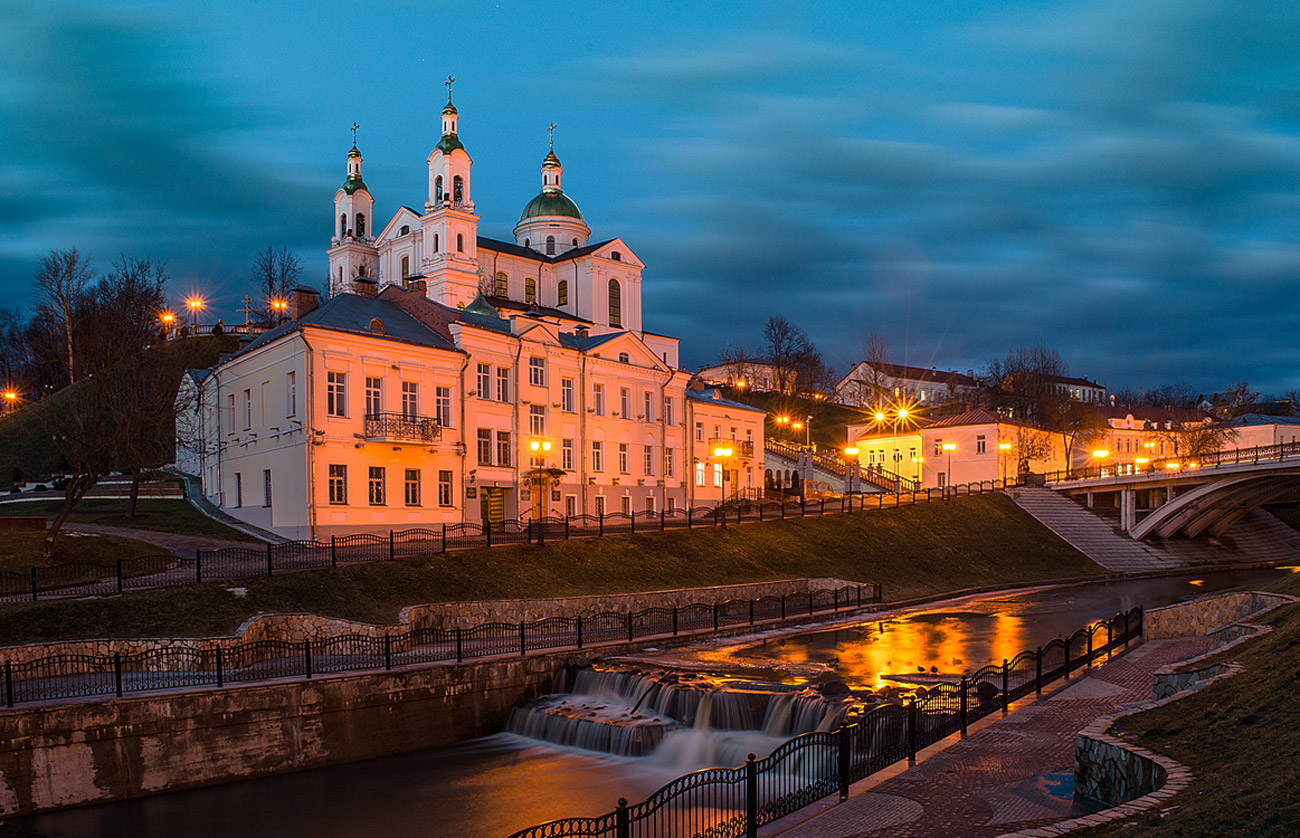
[342,175,367,195]
[462,292,499,318]
[434,133,465,154]
[520,189,583,222]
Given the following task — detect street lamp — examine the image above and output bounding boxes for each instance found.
[1091,449,1110,478]
[2,388,17,416]
[159,311,176,330]
[186,297,205,329]
[941,442,956,488]
[998,441,1012,485]
[844,445,860,495]
[775,415,790,440]
[269,298,289,325]
[712,444,735,500]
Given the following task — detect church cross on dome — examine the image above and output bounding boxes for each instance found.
[547,122,556,150]
[350,121,359,147]
[445,75,456,102]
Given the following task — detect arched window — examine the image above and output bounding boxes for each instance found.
[433,233,439,252]
[435,176,443,201]
[340,214,348,237]
[401,256,410,278]
[608,278,622,328]
[400,225,410,235]
[572,238,578,248]
[611,251,622,261]
[557,280,568,307]
[338,266,343,284]
[369,318,386,333]
[456,233,464,252]
[494,272,508,297]
[546,236,555,255]
[358,263,367,277]
[355,213,365,237]
[524,239,530,249]
[453,175,464,203]
[525,277,536,303]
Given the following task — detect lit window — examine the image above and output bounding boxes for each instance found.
[327,372,347,417]
[529,356,546,387]
[404,469,421,506]
[525,277,537,303]
[557,280,568,306]
[495,272,508,297]
[608,278,622,327]
[437,470,453,506]
[328,464,347,504]
[368,467,386,505]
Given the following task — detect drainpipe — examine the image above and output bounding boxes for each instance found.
[658,366,674,511]
[300,330,317,540]
[456,350,470,523]
[511,328,524,517]
[579,348,588,513]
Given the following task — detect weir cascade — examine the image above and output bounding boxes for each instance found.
[505,667,850,764]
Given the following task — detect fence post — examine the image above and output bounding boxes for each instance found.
[1106,619,1113,657]
[486,523,492,548]
[781,502,785,520]
[809,592,815,617]
[576,616,583,649]
[801,495,807,516]
[1137,605,1144,639]
[196,550,202,584]
[749,599,755,625]
[455,627,464,663]
[745,754,759,838]
[266,542,274,577]
[5,660,13,708]
[626,612,634,642]
[599,513,604,537]
[907,700,918,763]
[1002,659,1009,713]
[441,523,448,553]
[713,602,719,631]
[660,508,665,531]
[565,515,571,540]
[30,566,37,602]
[384,634,392,671]
[1035,646,1043,695]
[781,594,786,620]
[630,512,636,534]
[688,507,693,528]
[759,503,764,522]
[672,606,679,636]
[520,623,527,656]
[834,588,839,611]
[215,648,224,688]
[389,530,396,561]
[114,652,123,697]
[615,798,630,838]
[1063,636,1071,679]
[304,640,312,678]
[1086,629,1094,668]
[960,676,968,737]
[838,724,851,800]
[820,499,825,515]
[526,520,533,545]
[330,535,337,567]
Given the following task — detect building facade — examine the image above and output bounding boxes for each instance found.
[178,96,765,538]
[834,362,979,409]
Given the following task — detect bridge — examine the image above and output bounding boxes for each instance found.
[1045,441,1300,540]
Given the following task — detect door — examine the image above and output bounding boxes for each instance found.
[481,487,506,532]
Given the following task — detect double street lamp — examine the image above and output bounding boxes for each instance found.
[941,442,956,488]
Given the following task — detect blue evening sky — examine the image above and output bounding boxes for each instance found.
[3,0,1299,396]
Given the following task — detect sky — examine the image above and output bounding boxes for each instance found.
[2,0,1299,397]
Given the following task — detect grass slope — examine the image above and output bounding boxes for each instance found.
[0,531,170,574]
[0,494,1105,644]
[0,498,258,543]
[1078,569,1300,838]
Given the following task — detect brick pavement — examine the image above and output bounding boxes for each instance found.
[769,637,1208,838]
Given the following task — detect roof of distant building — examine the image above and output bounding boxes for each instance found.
[685,388,766,414]
[843,362,979,388]
[1099,406,1211,424]
[1222,413,1300,427]
[925,407,1025,429]
[237,293,459,357]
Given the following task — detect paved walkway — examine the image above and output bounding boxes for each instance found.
[770,637,1207,838]
[62,522,253,556]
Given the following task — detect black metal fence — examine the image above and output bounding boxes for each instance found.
[506,606,1144,838]
[0,583,881,708]
[0,491,1003,604]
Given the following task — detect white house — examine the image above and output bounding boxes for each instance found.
[834,362,979,409]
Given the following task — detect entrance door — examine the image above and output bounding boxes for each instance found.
[530,477,546,520]
[481,487,506,532]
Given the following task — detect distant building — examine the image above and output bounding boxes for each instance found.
[1043,373,1107,405]
[833,362,979,409]
[1220,414,1300,449]
[1094,407,1213,470]
[696,361,783,393]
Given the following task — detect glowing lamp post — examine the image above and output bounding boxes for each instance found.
[998,441,1012,485]
[844,446,859,494]
[529,438,553,461]
[159,311,176,334]
[270,298,289,325]
[186,297,205,329]
[941,442,956,489]
[2,389,17,416]
[712,444,735,500]
[1091,449,1110,478]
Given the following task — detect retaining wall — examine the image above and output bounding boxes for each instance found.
[1142,591,1293,639]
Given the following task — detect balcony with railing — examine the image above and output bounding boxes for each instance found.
[363,412,442,443]
[707,438,755,459]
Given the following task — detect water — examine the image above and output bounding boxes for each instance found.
[7,567,1288,838]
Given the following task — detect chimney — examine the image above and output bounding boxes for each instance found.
[354,277,378,297]
[289,285,319,320]
[405,276,428,297]
[574,324,589,339]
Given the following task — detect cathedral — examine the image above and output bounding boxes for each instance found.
[178,85,765,538]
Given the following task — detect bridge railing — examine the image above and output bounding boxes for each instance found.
[1044,440,1300,485]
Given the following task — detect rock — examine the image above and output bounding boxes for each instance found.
[567,655,593,669]
[818,679,852,697]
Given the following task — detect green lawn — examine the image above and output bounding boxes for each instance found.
[0,530,170,574]
[0,498,259,542]
[1075,569,1300,838]
[0,494,1107,643]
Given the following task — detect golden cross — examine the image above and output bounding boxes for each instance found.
[445,74,456,101]
[547,122,557,150]
[350,122,359,146]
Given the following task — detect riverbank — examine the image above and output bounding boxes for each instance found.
[0,494,1106,644]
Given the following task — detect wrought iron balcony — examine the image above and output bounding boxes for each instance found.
[364,412,442,443]
[707,438,755,459]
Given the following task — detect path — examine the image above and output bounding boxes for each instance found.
[61,522,253,556]
[770,636,1206,838]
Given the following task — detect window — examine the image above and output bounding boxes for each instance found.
[286,371,297,417]
[561,378,575,412]
[242,389,251,430]
[619,388,630,417]
[433,233,439,252]
[664,397,674,425]
[621,495,631,515]
[593,383,605,415]
[934,440,944,457]
[611,251,621,261]
[562,438,574,470]
[356,213,366,237]
[937,473,947,488]
[402,381,418,418]
[565,495,576,517]
[225,393,235,431]
[365,377,383,417]
[495,272,508,297]
[405,469,421,506]
[477,429,493,465]
[695,462,705,487]
[525,277,536,303]
[665,448,675,477]
[618,443,629,474]
[369,318,386,334]
[529,404,546,436]
[695,422,704,442]
[546,236,556,255]
[327,372,347,417]
[477,363,491,397]
[667,497,676,514]
[340,214,347,237]
[328,465,347,504]
[369,467,386,505]
[645,496,655,513]
[457,233,464,252]
[592,441,604,472]
[529,356,546,387]
[435,387,451,427]
[644,445,654,475]
[234,473,243,508]
[595,495,606,516]
[976,435,986,454]
[401,255,410,278]
[643,392,653,423]
[608,279,622,327]
[438,470,453,506]
[618,352,630,363]
[496,367,510,402]
[400,225,410,236]
[496,431,511,467]
[453,175,464,203]
[557,280,568,306]
[435,175,443,201]
[713,464,723,488]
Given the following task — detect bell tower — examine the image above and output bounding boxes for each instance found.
[421,76,481,309]
[327,122,378,296]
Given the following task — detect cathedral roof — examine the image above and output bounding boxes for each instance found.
[478,235,614,263]
[541,150,561,169]
[434,133,465,154]
[342,175,368,195]
[519,189,583,222]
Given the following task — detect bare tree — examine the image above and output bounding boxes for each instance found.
[852,332,892,408]
[33,248,94,386]
[1013,426,1057,475]
[1056,403,1108,473]
[714,340,762,389]
[761,315,825,396]
[1153,422,1239,460]
[250,246,303,324]
[43,374,121,557]
[984,344,1069,422]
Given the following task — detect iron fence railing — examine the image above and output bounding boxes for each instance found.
[765,440,922,493]
[0,583,881,709]
[0,491,1016,605]
[1044,440,1300,484]
[363,412,442,442]
[505,606,1144,838]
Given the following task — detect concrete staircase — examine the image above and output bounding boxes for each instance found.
[1010,487,1300,573]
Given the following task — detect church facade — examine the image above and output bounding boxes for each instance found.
[179,91,765,538]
